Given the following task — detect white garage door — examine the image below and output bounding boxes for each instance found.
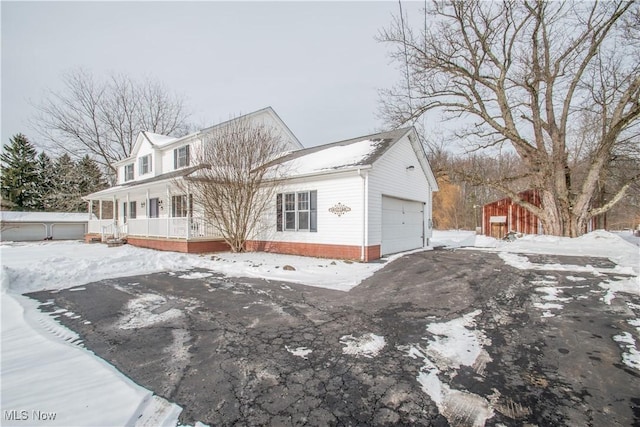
[51,223,86,240]
[381,196,424,256]
[0,223,47,241]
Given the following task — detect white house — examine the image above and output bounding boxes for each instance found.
[84,107,438,261]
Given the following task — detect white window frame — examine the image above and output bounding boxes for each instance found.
[171,195,190,218]
[174,145,190,169]
[280,191,315,232]
[139,154,152,175]
[124,163,134,182]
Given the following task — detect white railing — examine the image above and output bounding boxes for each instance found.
[101,217,220,239]
[88,219,115,234]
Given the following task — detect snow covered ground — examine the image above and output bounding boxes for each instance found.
[1,230,638,426]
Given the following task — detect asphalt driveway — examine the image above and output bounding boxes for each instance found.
[28,249,639,426]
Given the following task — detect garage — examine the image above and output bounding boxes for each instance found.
[1,223,47,241]
[1,212,92,242]
[52,223,87,240]
[381,196,424,256]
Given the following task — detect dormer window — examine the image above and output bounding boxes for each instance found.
[139,154,152,175]
[124,163,134,182]
[174,145,190,169]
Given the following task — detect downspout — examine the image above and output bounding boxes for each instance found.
[358,169,369,262]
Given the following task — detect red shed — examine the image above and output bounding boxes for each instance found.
[482,190,602,238]
[482,190,542,239]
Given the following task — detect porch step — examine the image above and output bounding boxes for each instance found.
[106,238,127,247]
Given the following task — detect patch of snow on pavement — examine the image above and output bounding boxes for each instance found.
[404,310,494,427]
[178,271,213,280]
[117,294,184,330]
[612,332,640,371]
[599,276,640,305]
[425,309,490,368]
[340,333,386,358]
[285,345,313,359]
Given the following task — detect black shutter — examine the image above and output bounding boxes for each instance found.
[310,190,317,232]
[185,145,190,167]
[276,193,283,232]
[173,148,178,169]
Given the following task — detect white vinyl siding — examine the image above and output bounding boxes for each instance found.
[367,135,432,247]
[260,173,363,246]
[278,191,315,232]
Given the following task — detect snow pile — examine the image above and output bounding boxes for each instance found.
[339,333,386,358]
[0,241,388,294]
[430,230,478,248]
[208,251,384,291]
[0,241,212,294]
[432,229,639,276]
[1,293,182,427]
[404,310,494,426]
[500,230,639,275]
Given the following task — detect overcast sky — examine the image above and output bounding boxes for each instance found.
[2,1,424,150]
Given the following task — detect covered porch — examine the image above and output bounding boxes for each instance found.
[84,178,226,253]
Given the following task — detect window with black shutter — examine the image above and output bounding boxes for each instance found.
[276,191,317,232]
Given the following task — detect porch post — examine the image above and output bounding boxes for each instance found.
[166,184,170,239]
[99,200,103,220]
[186,185,191,240]
[88,200,92,219]
[146,189,150,237]
[112,195,117,238]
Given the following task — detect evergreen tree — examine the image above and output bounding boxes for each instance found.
[0,134,40,211]
[51,154,82,212]
[77,155,107,196]
[47,154,107,212]
[35,151,56,211]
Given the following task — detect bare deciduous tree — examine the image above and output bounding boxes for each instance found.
[32,69,191,179]
[178,116,288,252]
[380,1,640,236]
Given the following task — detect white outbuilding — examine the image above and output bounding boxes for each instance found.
[0,212,92,242]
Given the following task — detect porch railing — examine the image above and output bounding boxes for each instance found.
[112,217,220,239]
[88,219,115,234]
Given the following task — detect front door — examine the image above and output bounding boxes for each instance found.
[149,198,159,218]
